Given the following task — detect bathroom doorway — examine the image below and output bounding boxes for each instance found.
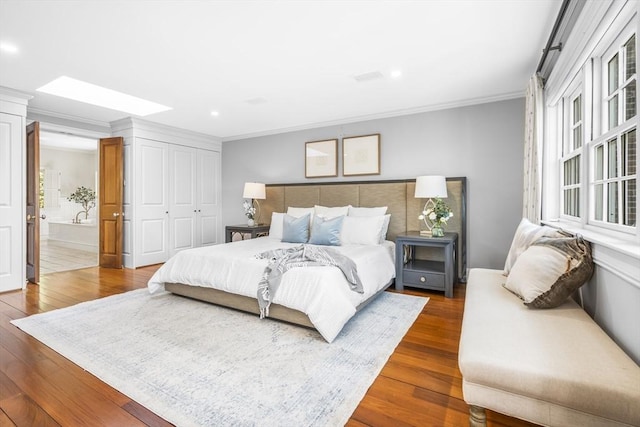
[39,131,99,274]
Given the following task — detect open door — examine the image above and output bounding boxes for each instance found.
[99,137,123,268]
[26,122,39,283]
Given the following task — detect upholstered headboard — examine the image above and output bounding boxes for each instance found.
[261,178,467,281]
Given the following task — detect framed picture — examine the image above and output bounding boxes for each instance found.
[305,139,338,178]
[342,134,380,176]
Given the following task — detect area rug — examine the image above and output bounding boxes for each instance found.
[11,289,427,427]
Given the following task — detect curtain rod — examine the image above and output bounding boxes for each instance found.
[536,0,572,74]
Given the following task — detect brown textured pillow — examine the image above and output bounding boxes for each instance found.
[504,236,594,308]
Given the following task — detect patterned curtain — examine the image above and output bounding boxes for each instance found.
[522,74,544,224]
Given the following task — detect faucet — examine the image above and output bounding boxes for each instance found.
[75,211,84,224]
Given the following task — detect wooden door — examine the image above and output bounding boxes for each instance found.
[99,137,123,268]
[26,122,39,283]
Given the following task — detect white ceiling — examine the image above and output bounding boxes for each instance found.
[0,0,561,141]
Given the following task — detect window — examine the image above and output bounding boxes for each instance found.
[561,90,583,219]
[591,33,637,229]
[551,20,637,235]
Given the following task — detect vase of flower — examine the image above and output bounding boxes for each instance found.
[243,200,256,226]
[418,198,453,237]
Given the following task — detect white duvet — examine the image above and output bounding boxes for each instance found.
[148,236,396,342]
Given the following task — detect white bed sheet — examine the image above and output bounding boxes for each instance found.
[147,236,396,342]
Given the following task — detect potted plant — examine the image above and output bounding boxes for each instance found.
[68,186,96,223]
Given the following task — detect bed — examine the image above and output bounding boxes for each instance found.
[148,178,467,342]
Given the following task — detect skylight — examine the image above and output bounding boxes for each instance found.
[37,76,172,116]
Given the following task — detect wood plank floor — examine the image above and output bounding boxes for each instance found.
[0,266,539,427]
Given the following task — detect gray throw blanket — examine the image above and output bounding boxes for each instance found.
[255,244,363,318]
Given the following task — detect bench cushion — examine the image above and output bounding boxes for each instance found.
[459,268,640,426]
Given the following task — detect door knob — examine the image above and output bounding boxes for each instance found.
[26,214,32,220]
[40,214,47,220]
[113,212,120,217]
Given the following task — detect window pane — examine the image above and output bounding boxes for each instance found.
[625,34,636,80]
[595,144,604,180]
[564,188,580,217]
[609,53,619,95]
[563,156,580,185]
[609,94,619,129]
[623,128,637,176]
[625,80,636,120]
[573,125,582,149]
[608,182,618,223]
[573,95,581,124]
[623,179,637,226]
[608,139,618,178]
[595,184,604,221]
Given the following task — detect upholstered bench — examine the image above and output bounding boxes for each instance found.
[458,268,640,427]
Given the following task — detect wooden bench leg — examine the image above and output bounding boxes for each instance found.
[469,405,487,427]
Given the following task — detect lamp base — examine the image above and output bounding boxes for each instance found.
[420,229,433,236]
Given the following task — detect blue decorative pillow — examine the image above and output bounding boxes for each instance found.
[282,213,310,243]
[308,215,345,246]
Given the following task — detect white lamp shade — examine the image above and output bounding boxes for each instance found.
[243,182,266,199]
[414,175,448,198]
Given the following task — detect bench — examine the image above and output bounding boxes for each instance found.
[458,268,640,427]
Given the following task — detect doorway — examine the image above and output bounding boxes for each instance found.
[39,131,99,274]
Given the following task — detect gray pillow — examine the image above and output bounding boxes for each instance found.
[308,215,344,246]
[282,213,310,243]
[504,235,594,308]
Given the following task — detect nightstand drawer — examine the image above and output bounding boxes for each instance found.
[402,270,445,289]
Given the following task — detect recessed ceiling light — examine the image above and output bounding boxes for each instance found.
[36,76,172,116]
[245,97,267,105]
[0,42,19,54]
[390,70,402,79]
[211,111,219,117]
[353,71,384,83]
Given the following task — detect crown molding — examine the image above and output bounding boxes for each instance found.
[27,107,112,132]
[222,91,524,142]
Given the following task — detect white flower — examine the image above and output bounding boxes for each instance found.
[428,212,437,221]
[418,214,425,220]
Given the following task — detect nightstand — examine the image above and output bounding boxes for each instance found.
[395,231,458,298]
[225,224,270,243]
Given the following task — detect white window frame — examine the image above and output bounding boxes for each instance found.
[560,83,584,222]
[588,22,637,233]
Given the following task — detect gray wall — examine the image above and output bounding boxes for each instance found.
[223,97,525,270]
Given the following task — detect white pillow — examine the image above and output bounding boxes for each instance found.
[287,206,314,229]
[314,205,350,218]
[268,212,284,240]
[379,214,391,243]
[348,206,388,216]
[341,215,386,245]
[504,236,594,308]
[503,218,563,275]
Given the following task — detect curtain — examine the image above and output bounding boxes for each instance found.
[522,74,544,224]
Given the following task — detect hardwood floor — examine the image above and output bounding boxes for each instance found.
[0,266,538,427]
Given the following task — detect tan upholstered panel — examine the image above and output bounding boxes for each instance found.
[261,186,285,225]
[264,178,467,280]
[359,182,406,242]
[319,185,359,207]
[284,186,320,210]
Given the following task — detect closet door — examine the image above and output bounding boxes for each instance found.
[169,145,196,257]
[195,149,220,247]
[135,138,169,266]
[0,113,25,291]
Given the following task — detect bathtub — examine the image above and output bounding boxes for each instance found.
[48,220,98,252]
